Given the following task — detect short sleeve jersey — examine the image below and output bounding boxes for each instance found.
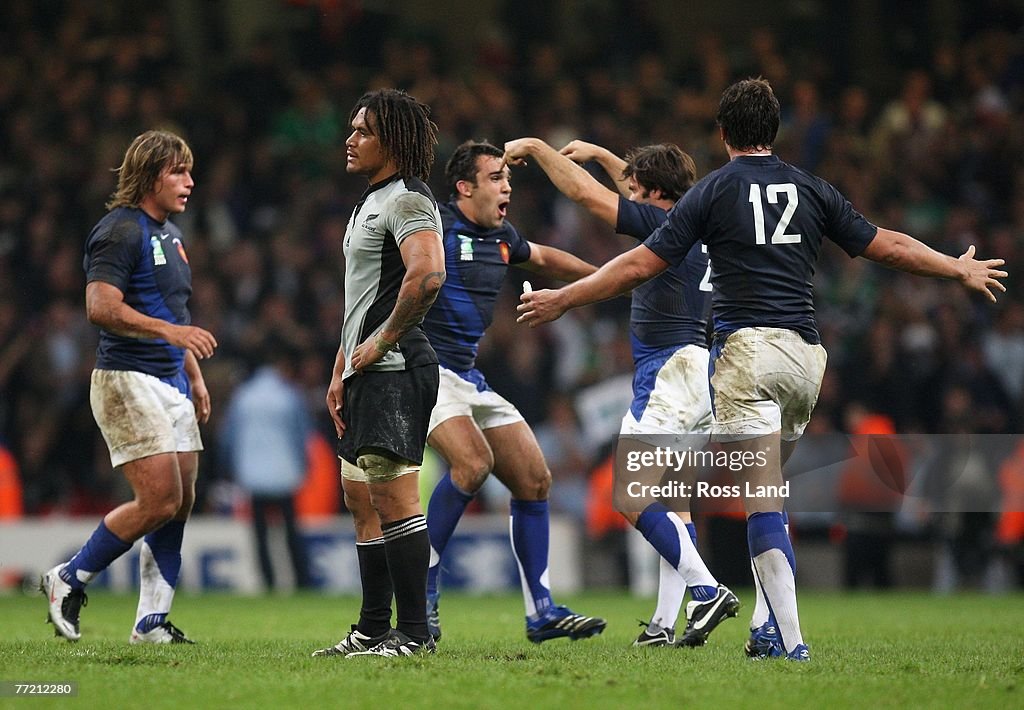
[644,155,877,344]
[421,202,532,371]
[83,206,192,381]
[341,175,444,379]
[616,196,710,359]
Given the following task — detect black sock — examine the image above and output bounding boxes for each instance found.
[356,537,393,637]
[382,515,430,642]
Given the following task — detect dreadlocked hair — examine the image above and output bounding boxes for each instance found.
[350,89,437,182]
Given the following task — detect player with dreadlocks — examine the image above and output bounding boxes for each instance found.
[312,89,446,658]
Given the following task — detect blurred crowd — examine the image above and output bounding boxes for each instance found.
[1,0,1023,586]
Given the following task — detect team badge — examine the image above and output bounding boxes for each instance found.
[173,237,189,264]
[499,241,510,264]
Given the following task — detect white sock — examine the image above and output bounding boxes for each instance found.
[752,549,803,652]
[135,541,176,631]
[649,558,686,631]
[750,559,770,629]
[750,518,789,629]
[667,513,717,589]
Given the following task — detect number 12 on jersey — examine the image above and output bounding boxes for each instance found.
[749,183,801,245]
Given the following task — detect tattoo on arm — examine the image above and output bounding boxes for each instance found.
[383,270,445,340]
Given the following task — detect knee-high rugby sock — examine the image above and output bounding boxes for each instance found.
[60,520,133,590]
[510,499,554,621]
[636,503,717,603]
[135,520,185,632]
[748,511,803,652]
[750,511,788,630]
[426,473,474,597]
[647,521,700,631]
[382,515,430,642]
[356,537,393,637]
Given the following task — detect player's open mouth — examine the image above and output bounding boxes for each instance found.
[498,201,509,218]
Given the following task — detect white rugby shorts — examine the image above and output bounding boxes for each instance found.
[709,327,827,441]
[427,366,524,435]
[90,369,202,468]
[620,344,713,442]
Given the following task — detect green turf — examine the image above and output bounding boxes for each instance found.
[1,590,1022,709]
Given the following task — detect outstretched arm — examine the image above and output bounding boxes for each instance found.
[520,242,598,282]
[860,229,1007,302]
[503,137,620,227]
[559,140,631,199]
[517,245,668,326]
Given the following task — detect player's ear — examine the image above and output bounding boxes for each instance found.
[456,179,473,198]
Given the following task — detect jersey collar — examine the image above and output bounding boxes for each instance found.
[361,172,401,198]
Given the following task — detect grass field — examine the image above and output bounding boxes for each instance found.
[1,589,1022,709]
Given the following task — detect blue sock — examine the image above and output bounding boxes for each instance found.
[510,499,553,620]
[135,520,186,633]
[747,512,795,573]
[144,520,185,587]
[638,505,716,601]
[60,520,133,589]
[426,473,475,596]
[636,503,680,568]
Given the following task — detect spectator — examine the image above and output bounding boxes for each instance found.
[221,339,313,590]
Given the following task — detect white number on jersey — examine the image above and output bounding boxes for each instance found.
[699,243,712,292]
[748,183,801,245]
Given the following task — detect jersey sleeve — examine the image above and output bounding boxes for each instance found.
[504,222,532,264]
[386,191,443,246]
[85,219,142,292]
[642,189,701,267]
[615,196,667,241]
[821,180,878,257]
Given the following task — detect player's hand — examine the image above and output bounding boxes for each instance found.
[167,325,217,359]
[958,245,1007,303]
[350,334,390,374]
[502,138,538,167]
[559,140,601,163]
[326,376,345,438]
[191,377,212,424]
[517,288,569,326]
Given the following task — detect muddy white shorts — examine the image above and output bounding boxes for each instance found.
[90,369,202,468]
[427,366,524,435]
[709,327,827,441]
[620,344,713,440]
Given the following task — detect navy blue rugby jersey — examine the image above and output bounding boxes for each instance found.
[616,196,710,359]
[644,155,877,344]
[421,202,532,371]
[84,207,192,382]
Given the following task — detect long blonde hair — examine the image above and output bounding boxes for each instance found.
[106,130,193,210]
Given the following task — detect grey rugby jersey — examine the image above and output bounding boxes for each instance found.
[341,174,444,379]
